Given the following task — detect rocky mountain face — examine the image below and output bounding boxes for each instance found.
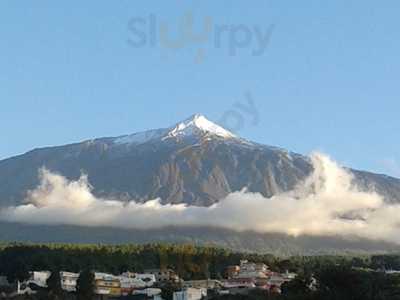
[1,114,400,207]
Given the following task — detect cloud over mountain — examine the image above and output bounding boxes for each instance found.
[2,152,400,243]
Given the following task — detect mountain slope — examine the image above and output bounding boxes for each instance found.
[0,222,399,256]
[0,114,400,207]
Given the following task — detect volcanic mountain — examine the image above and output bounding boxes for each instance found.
[1,114,400,208]
[2,114,400,254]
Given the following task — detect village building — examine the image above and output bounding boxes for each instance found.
[29,271,51,288]
[225,265,240,279]
[144,268,180,283]
[16,271,51,295]
[236,260,269,279]
[173,288,206,300]
[94,272,122,297]
[60,271,79,292]
[222,260,296,294]
[119,272,157,295]
[222,278,256,289]
[132,288,163,300]
[182,279,222,290]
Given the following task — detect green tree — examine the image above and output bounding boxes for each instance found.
[46,270,63,300]
[76,270,95,300]
[161,281,181,300]
[281,272,314,300]
[6,260,30,284]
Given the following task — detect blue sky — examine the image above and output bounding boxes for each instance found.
[1,0,399,177]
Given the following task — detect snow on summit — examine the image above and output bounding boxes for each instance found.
[166,114,237,139]
[114,114,237,145]
[114,128,166,145]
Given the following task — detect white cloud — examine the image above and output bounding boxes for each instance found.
[1,153,400,243]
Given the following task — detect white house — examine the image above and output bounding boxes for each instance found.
[29,271,51,288]
[173,288,206,300]
[60,271,79,292]
[119,272,156,288]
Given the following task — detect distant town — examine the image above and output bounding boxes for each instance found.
[1,244,400,300]
[0,260,298,299]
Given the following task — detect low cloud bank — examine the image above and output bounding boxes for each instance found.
[1,153,400,243]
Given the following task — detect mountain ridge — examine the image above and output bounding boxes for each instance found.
[0,114,400,208]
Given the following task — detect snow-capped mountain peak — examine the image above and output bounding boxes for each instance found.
[114,128,166,145]
[114,114,237,145]
[166,114,237,139]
